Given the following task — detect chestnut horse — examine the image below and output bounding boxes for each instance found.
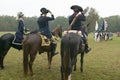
[22,25,62,76]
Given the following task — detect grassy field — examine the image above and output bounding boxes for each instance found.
[0,32,120,80]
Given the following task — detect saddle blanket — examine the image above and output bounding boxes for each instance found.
[12,35,22,45]
[63,30,83,37]
[37,33,51,46]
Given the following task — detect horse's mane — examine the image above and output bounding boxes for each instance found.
[52,24,62,32]
[29,30,39,34]
[52,24,62,38]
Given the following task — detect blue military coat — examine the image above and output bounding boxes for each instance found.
[13,19,25,45]
[69,13,86,30]
[69,13,87,41]
[37,15,54,39]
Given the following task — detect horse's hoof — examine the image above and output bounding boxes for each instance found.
[48,67,51,70]
[73,68,76,71]
[30,73,34,76]
[1,66,4,69]
[80,70,83,73]
[85,48,91,53]
[52,52,59,56]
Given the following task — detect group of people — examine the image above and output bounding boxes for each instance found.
[13,5,91,54]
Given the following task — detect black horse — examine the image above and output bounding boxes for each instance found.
[22,25,62,76]
[0,33,23,69]
[0,25,62,70]
[60,24,89,80]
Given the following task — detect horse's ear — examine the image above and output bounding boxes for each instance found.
[51,32,55,36]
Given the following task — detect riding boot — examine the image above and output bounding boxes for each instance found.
[82,37,91,53]
[50,42,59,56]
[85,41,91,53]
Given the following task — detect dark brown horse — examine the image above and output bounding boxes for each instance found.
[60,24,89,80]
[22,25,62,76]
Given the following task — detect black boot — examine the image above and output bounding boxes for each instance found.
[51,42,59,56]
[85,44,91,53]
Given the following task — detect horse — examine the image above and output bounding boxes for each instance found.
[22,25,62,76]
[0,33,22,69]
[0,25,62,70]
[60,24,89,80]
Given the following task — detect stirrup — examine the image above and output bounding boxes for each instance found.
[52,52,59,56]
[85,48,91,53]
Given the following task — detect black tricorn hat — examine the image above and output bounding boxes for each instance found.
[71,5,83,12]
[40,7,49,14]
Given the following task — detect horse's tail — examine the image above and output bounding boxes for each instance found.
[23,41,30,76]
[61,35,77,80]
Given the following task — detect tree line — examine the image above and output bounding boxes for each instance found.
[0,8,120,33]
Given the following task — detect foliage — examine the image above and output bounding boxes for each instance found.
[85,7,99,33]
[0,7,120,33]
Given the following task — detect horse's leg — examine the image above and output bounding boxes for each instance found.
[47,52,52,69]
[80,52,84,72]
[73,58,77,71]
[0,47,10,69]
[23,50,28,77]
[29,50,37,76]
[60,54,65,80]
[0,52,6,69]
[61,66,64,80]
[0,55,2,69]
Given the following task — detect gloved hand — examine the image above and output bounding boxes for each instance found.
[25,28,30,32]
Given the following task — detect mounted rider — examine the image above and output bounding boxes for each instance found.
[12,12,26,45]
[69,5,91,53]
[37,7,58,56]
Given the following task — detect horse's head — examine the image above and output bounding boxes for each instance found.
[52,24,62,39]
[82,23,89,36]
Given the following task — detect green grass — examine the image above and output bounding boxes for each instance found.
[0,32,120,80]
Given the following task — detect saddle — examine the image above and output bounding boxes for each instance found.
[63,30,83,37]
[37,33,51,46]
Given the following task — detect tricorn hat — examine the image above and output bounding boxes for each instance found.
[71,5,83,12]
[40,7,49,14]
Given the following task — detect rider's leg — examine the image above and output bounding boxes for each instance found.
[50,38,59,56]
[82,34,91,53]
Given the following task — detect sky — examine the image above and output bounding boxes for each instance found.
[0,0,120,17]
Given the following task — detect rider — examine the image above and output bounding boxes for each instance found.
[12,12,26,45]
[37,7,58,56]
[69,5,91,53]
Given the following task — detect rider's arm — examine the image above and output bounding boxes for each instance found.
[47,11,55,21]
